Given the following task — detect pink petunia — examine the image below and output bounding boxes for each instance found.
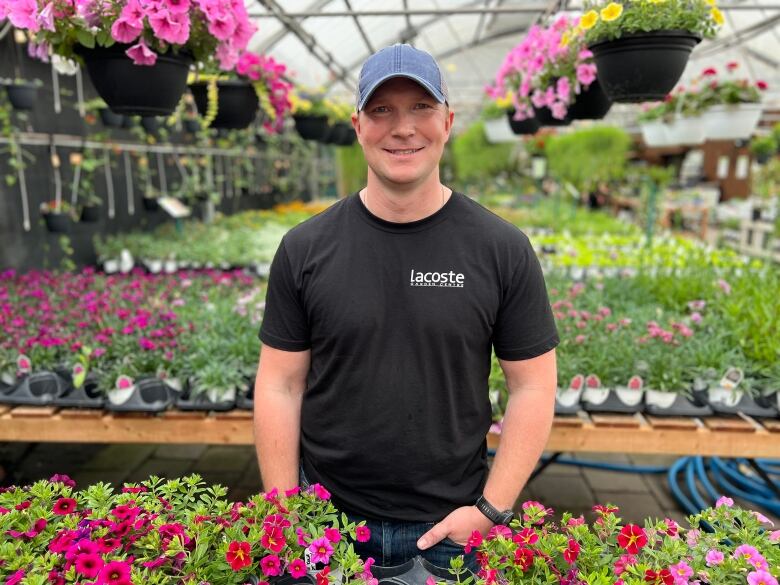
[111,17,142,44]
[734,544,766,569]
[8,0,40,32]
[748,571,779,585]
[312,483,331,500]
[6,569,25,585]
[716,496,734,508]
[126,39,157,66]
[37,2,55,32]
[324,527,341,543]
[355,525,371,543]
[308,537,334,565]
[288,558,307,579]
[260,554,281,577]
[705,550,724,566]
[96,560,132,585]
[75,553,104,579]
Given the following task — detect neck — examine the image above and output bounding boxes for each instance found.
[361,173,450,223]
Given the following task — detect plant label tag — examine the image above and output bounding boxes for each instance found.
[719,367,743,391]
[627,376,643,391]
[16,354,32,374]
[116,375,134,390]
[304,547,315,570]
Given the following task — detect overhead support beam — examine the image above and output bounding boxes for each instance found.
[258,0,356,86]
[249,4,780,17]
[257,0,333,53]
[692,12,780,58]
[344,0,375,55]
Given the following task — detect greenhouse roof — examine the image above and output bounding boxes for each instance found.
[246,0,780,128]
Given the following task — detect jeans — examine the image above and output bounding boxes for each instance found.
[299,465,479,575]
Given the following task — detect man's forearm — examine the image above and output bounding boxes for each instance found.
[253,386,304,493]
[481,384,556,511]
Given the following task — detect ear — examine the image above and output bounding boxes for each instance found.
[351,111,361,144]
[444,108,455,142]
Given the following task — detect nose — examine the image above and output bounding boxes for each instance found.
[390,111,415,138]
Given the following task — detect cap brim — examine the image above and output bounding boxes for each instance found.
[358,73,447,111]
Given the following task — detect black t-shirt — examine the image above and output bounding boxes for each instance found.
[259,192,559,521]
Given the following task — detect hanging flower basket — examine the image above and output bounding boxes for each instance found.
[588,31,701,102]
[640,120,673,148]
[5,82,39,110]
[190,80,259,130]
[42,212,72,233]
[78,44,193,116]
[567,79,612,120]
[98,107,125,128]
[701,103,763,141]
[293,114,329,141]
[533,106,572,127]
[506,110,540,135]
[79,205,100,223]
[664,115,706,146]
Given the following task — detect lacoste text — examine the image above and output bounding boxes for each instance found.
[410,269,465,287]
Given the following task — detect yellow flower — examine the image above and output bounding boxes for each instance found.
[705,0,716,5]
[600,2,623,22]
[710,6,724,24]
[560,30,572,47]
[496,92,513,109]
[580,10,599,29]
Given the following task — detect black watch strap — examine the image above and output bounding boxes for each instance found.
[475,495,514,525]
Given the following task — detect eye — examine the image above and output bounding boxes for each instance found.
[370,106,389,113]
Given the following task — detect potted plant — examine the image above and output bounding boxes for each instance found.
[83,97,125,128]
[637,102,673,148]
[580,0,722,102]
[479,96,517,143]
[750,134,777,165]
[697,63,768,140]
[488,15,603,127]
[3,77,42,110]
[71,148,104,222]
[322,99,355,146]
[290,88,331,141]
[40,199,76,233]
[8,0,256,116]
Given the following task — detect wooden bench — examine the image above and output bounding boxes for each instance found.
[3,405,780,457]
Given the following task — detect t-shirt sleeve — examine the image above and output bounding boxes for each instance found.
[492,235,559,361]
[258,238,311,351]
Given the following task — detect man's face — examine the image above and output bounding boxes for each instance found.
[352,77,454,189]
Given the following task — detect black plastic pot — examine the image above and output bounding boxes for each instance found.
[190,80,259,130]
[533,106,572,127]
[80,205,100,222]
[589,30,701,103]
[0,371,69,405]
[98,107,125,128]
[77,43,193,116]
[293,114,329,141]
[43,212,72,233]
[322,122,351,144]
[568,79,613,120]
[140,116,161,133]
[505,110,540,135]
[142,196,160,211]
[183,118,201,133]
[6,83,38,110]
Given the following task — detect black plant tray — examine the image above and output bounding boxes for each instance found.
[54,374,104,408]
[0,371,69,405]
[582,389,644,414]
[644,392,713,417]
[175,387,235,412]
[104,377,174,413]
[236,376,255,410]
[708,390,778,418]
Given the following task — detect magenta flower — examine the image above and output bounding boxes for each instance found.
[670,561,693,580]
[5,569,25,585]
[125,39,157,66]
[49,473,76,487]
[75,553,104,579]
[748,571,779,585]
[288,558,307,579]
[312,483,331,500]
[705,550,724,566]
[716,279,732,294]
[355,525,371,543]
[96,560,132,585]
[733,544,766,569]
[308,537,334,564]
[260,554,281,577]
[110,17,142,43]
[324,527,341,543]
[53,497,77,515]
[715,496,733,508]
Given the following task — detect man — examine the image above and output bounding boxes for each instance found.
[254,44,558,573]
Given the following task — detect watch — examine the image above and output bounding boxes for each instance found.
[475,495,515,525]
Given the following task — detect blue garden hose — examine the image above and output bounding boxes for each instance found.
[486,449,780,523]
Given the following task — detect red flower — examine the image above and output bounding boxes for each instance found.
[757,81,768,91]
[355,525,371,542]
[316,566,330,585]
[564,539,580,563]
[617,524,648,554]
[514,547,534,571]
[464,530,483,554]
[702,67,718,76]
[226,541,252,571]
[261,527,285,552]
[592,504,619,515]
[644,568,674,584]
[727,61,739,71]
[53,497,77,515]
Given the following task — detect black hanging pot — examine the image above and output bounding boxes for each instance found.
[322,122,352,145]
[77,43,193,116]
[338,124,357,146]
[183,118,201,133]
[588,30,701,103]
[80,205,100,222]
[98,107,125,128]
[568,79,613,120]
[506,110,540,135]
[293,114,329,141]
[533,106,572,127]
[190,80,259,130]
[142,196,160,211]
[6,83,38,110]
[43,212,72,233]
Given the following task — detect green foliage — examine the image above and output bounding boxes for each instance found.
[335,142,368,196]
[545,126,631,192]
[582,0,721,45]
[750,135,778,159]
[450,121,518,182]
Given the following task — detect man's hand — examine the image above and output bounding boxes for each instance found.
[416,505,494,550]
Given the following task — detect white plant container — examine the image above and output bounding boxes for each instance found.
[640,121,673,147]
[701,103,763,141]
[664,115,706,145]
[483,116,518,143]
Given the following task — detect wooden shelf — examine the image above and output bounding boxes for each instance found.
[2,407,779,457]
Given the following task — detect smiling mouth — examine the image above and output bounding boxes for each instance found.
[384,147,424,155]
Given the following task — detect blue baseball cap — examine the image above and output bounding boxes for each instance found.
[356,44,449,111]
